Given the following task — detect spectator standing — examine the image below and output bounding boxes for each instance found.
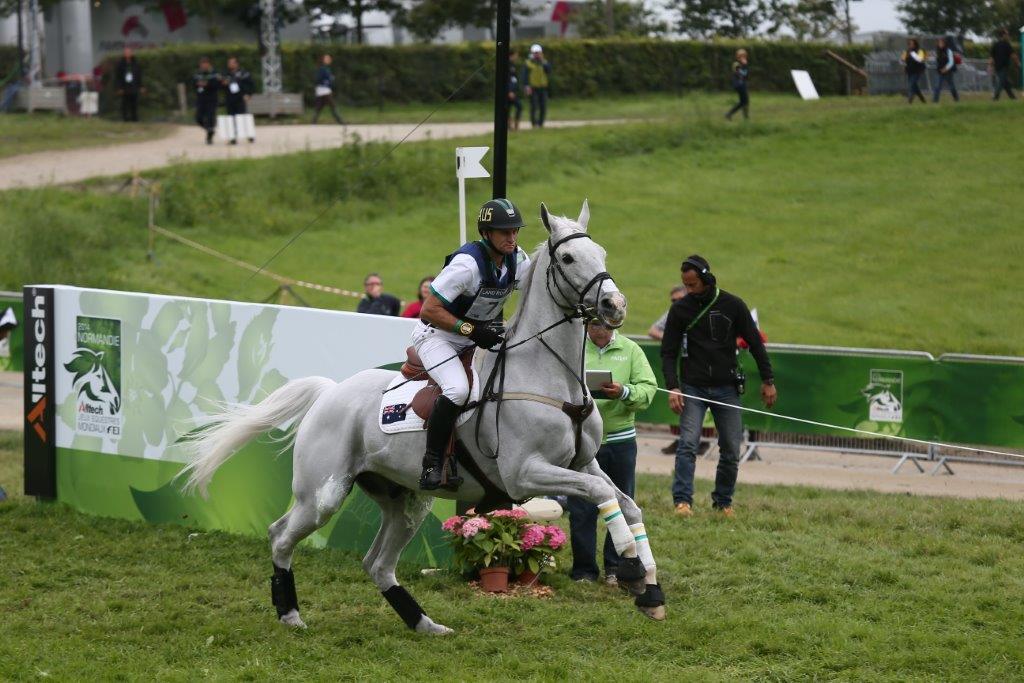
[508,49,522,132]
[358,273,401,316]
[192,56,220,145]
[648,285,687,341]
[990,29,1020,101]
[401,276,435,318]
[115,47,142,122]
[932,37,960,103]
[567,320,657,584]
[901,39,927,104]
[660,255,777,518]
[312,54,345,124]
[725,49,750,120]
[222,56,255,143]
[523,44,551,128]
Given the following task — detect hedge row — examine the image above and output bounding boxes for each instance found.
[97,38,871,112]
[0,45,18,84]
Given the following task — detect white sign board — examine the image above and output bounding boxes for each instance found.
[791,70,820,100]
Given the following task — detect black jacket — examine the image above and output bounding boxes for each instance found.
[192,69,220,107]
[659,287,773,389]
[223,68,254,108]
[116,58,142,93]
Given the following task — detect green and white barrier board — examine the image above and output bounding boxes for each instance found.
[22,285,453,565]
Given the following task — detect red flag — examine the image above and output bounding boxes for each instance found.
[161,0,187,32]
[551,1,573,36]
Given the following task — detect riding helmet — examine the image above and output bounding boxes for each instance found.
[477,198,525,233]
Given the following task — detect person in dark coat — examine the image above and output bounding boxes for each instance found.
[990,28,1020,101]
[932,37,959,103]
[725,49,750,120]
[115,47,143,122]
[192,56,220,145]
[901,38,927,104]
[312,54,345,125]
[222,56,255,143]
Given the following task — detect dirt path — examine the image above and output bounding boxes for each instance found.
[0,120,606,190]
[2,371,1021,500]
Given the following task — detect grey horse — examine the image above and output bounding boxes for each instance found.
[181,201,666,633]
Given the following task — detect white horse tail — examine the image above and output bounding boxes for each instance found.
[179,377,335,498]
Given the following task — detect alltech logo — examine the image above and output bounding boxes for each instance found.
[26,289,51,442]
[23,286,56,498]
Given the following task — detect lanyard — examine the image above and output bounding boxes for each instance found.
[685,287,719,332]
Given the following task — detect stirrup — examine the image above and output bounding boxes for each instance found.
[439,456,463,491]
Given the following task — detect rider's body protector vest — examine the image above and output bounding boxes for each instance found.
[442,241,518,324]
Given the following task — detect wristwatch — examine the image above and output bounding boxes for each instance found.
[457,321,475,336]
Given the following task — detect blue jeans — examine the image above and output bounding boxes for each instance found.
[994,67,1016,100]
[673,384,743,508]
[529,87,548,127]
[907,72,926,103]
[567,439,637,580]
[933,71,959,102]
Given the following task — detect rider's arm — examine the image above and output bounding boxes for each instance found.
[420,293,466,333]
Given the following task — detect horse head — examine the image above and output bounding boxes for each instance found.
[539,199,627,328]
[65,349,121,415]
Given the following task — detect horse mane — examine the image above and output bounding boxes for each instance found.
[506,214,583,338]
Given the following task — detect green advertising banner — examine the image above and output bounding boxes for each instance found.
[0,291,22,372]
[634,340,1024,449]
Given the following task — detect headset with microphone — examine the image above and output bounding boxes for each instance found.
[681,256,715,286]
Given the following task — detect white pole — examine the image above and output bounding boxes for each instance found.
[458,175,467,247]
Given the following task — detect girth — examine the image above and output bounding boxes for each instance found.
[481,392,595,471]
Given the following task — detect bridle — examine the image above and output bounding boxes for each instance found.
[474,230,621,465]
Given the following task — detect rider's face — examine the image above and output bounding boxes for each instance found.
[486,228,519,255]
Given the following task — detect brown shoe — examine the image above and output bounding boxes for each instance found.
[674,502,693,517]
[714,505,735,518]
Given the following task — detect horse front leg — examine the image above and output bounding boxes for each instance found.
[580,460,666,621]
[506,456,651,595]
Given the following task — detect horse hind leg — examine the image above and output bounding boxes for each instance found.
[358,476,452,635]
[268,474,353,628]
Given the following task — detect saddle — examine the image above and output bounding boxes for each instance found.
[400,345,476,422]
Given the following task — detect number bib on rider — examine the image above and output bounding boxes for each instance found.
[466,286,513,321]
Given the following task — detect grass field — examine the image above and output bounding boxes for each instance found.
[2,430,1023,679]
[1,94,1023,355]
[0,113,174,158]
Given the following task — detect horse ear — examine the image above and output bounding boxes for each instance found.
[577,199,590,231]
[540,203,552,234]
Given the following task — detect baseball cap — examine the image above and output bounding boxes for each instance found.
[530,44,542,53]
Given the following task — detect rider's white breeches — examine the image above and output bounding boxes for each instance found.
[411,322,474,405]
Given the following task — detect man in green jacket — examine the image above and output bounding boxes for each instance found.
[523,43,551,128]
[567,320,657,585]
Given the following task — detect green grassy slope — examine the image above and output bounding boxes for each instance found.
[0,113,173,158]
[1,95,1022,355]
[1,433,1022,679]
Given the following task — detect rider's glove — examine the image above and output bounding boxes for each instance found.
[469,324,504,350]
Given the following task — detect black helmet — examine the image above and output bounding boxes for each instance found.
[477,198,525,233]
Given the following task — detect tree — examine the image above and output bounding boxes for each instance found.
[400,0,527,42]
[897,0,995,42]
[307,0,402,44]
[987,0,1024,37]
[575,0,669,38]
[669,0,779,39]
[772,0,856,42]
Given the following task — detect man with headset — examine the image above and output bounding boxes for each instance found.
[659,255,777,517]
[414,198,530,490]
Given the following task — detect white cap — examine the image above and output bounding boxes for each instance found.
[530,43,542,54]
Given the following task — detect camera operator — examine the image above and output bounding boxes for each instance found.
[659,255,776,517]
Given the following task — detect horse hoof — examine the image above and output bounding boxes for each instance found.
[637,604,667,621]
[415,615,454,635]
[279,609,307,629]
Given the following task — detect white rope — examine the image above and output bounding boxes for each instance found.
[654,386,1024,460]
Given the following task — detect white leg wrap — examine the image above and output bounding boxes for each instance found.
[598,499,637,558]
[631,522,658,584]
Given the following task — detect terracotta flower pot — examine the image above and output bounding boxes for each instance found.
[479,566,510,593]
[516,569,539,586]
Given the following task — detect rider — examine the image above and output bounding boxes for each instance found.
[415,198,531,490]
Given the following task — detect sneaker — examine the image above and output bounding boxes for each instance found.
[604,574,618,588]
[674,502,693,517]
[713,505,735,518]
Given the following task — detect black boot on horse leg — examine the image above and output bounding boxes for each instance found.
[419,396,461,491]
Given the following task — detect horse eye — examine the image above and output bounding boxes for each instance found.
[561,254,574,265]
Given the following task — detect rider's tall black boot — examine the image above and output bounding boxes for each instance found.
[419,396,461,491]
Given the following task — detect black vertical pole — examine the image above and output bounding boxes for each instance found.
[492,0,511,199]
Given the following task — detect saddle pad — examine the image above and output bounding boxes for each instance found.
[379,369,480,435]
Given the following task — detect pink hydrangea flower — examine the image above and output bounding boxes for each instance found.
[460,516,492,538]
[490,507,528,519]
[544,525,567,550]
[441,515,464,533]
[520,524,546,550]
